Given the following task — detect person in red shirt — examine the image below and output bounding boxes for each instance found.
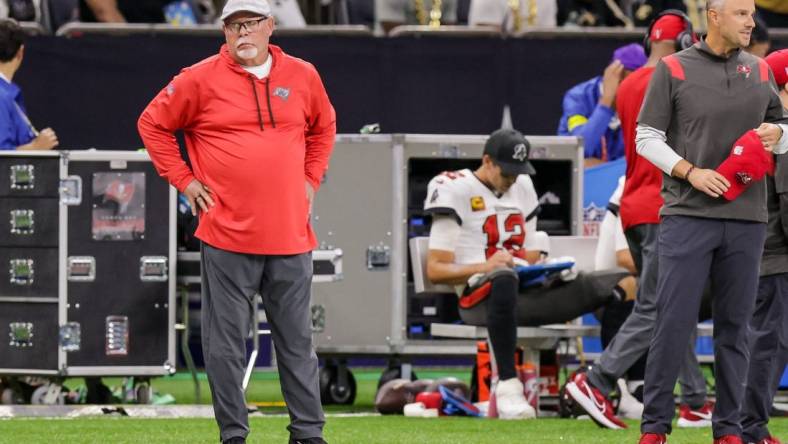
[564,10,714,430]
[137,0,336,443]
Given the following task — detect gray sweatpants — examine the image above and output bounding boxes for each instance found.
[201,243,324,442]
[741,273,788,443]
[587,223,707,407]
[641,216,766,438]
[459,269,629,326]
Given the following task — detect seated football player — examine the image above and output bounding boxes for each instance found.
[425,128,631,420]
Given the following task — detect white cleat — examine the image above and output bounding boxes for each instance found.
[677,402,713,428]
[495,377,536,420]
[616,379,644,420]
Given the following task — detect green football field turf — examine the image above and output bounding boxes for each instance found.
[2,416,787,443]
[3,367,785,443]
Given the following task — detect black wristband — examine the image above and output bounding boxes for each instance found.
[685,165,695,181]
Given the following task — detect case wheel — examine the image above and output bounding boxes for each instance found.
[319,360,356,405]
[376,359,418,389]
[30,384,64,405]
[0,387,23,405]
[135,382,153,404]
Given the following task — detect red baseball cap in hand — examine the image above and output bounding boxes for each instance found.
[716,130,774,201]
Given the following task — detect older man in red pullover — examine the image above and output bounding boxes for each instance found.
[137,0,336,443]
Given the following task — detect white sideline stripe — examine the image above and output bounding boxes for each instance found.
[0,405,380,419]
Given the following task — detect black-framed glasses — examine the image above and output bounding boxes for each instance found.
[226,16,268,34]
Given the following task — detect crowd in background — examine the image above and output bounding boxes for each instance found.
[0,0,786,34]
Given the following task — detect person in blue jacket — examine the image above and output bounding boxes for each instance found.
[558,43,646,166]
[0,19,57,151]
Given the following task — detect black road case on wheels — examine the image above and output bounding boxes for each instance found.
[0,150,176,377]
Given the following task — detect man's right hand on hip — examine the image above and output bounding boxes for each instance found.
[184,179,216,215]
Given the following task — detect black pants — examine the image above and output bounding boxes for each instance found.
[459,269,628,379]
[741,273,788,443]
[642,216,766,438]
[459,269,629,327]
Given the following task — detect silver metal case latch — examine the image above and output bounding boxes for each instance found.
[67,256,96,282]
[59,175,83,206]
[311,304,326,333]
[366,244,391,270]
[59,322,81,352]
[10,164,34,190]
[312,248,344,283]
[9,322,33,347]
[10,209,34,234]
[9,259,34,285]
[139,256,168,282]
[438,144,460,158]
[106,316,129,356]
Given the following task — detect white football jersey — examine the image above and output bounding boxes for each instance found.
[424,168,540,265]
[595,176,629,271]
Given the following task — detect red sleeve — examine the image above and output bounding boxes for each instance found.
[616,77,638,158]
[303,65,336,192]
[137,69,201,192]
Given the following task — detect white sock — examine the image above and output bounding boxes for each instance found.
[627,380,644,395]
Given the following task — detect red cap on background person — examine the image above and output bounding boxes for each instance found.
[649,14,689,42]
[765,49,788,88]
[716,130,775,201]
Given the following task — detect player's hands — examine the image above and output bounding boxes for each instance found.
[305,181,315,222]
[688,168,730,198]
[484,249,514,272]
[755,123,783,152]
[30,128,58,150]
[600,60,625,107]
[183,179,215,215]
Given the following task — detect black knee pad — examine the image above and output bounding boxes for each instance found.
[459,268,518,323]
[488,270,518,307]
[485,267,518,284]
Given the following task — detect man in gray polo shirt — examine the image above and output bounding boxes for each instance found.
[634,0,788,443]
[739,48,788,444]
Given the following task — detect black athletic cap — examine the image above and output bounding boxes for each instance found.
[483,128,536,176]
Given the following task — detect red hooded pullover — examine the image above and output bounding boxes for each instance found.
[138,44,336,255]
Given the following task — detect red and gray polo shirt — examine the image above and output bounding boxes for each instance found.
[638,40,788,223]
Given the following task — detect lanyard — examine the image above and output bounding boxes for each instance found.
[13,100,38,137]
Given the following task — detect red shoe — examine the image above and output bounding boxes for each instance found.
[564,371,627,429]
[639,433,667,444]
[677,401,714,428]
[754,437,783,444]
[714,436,743,444]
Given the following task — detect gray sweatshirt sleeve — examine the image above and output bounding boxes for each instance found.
[637,60,673,132]
[636,124,683,175]
[774,125,788,155]
[764,65,788,154]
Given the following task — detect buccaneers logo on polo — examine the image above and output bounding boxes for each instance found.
[273,87,290,101]
[737,64,752,78]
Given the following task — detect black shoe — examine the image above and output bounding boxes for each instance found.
[223,438,246,444]
[289,438,327,444]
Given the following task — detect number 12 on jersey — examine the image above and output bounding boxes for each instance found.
[482,212,526,260]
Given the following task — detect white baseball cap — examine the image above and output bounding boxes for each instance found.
[220,0,272,21]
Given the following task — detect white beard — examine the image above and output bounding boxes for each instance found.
[237,46,259,60]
